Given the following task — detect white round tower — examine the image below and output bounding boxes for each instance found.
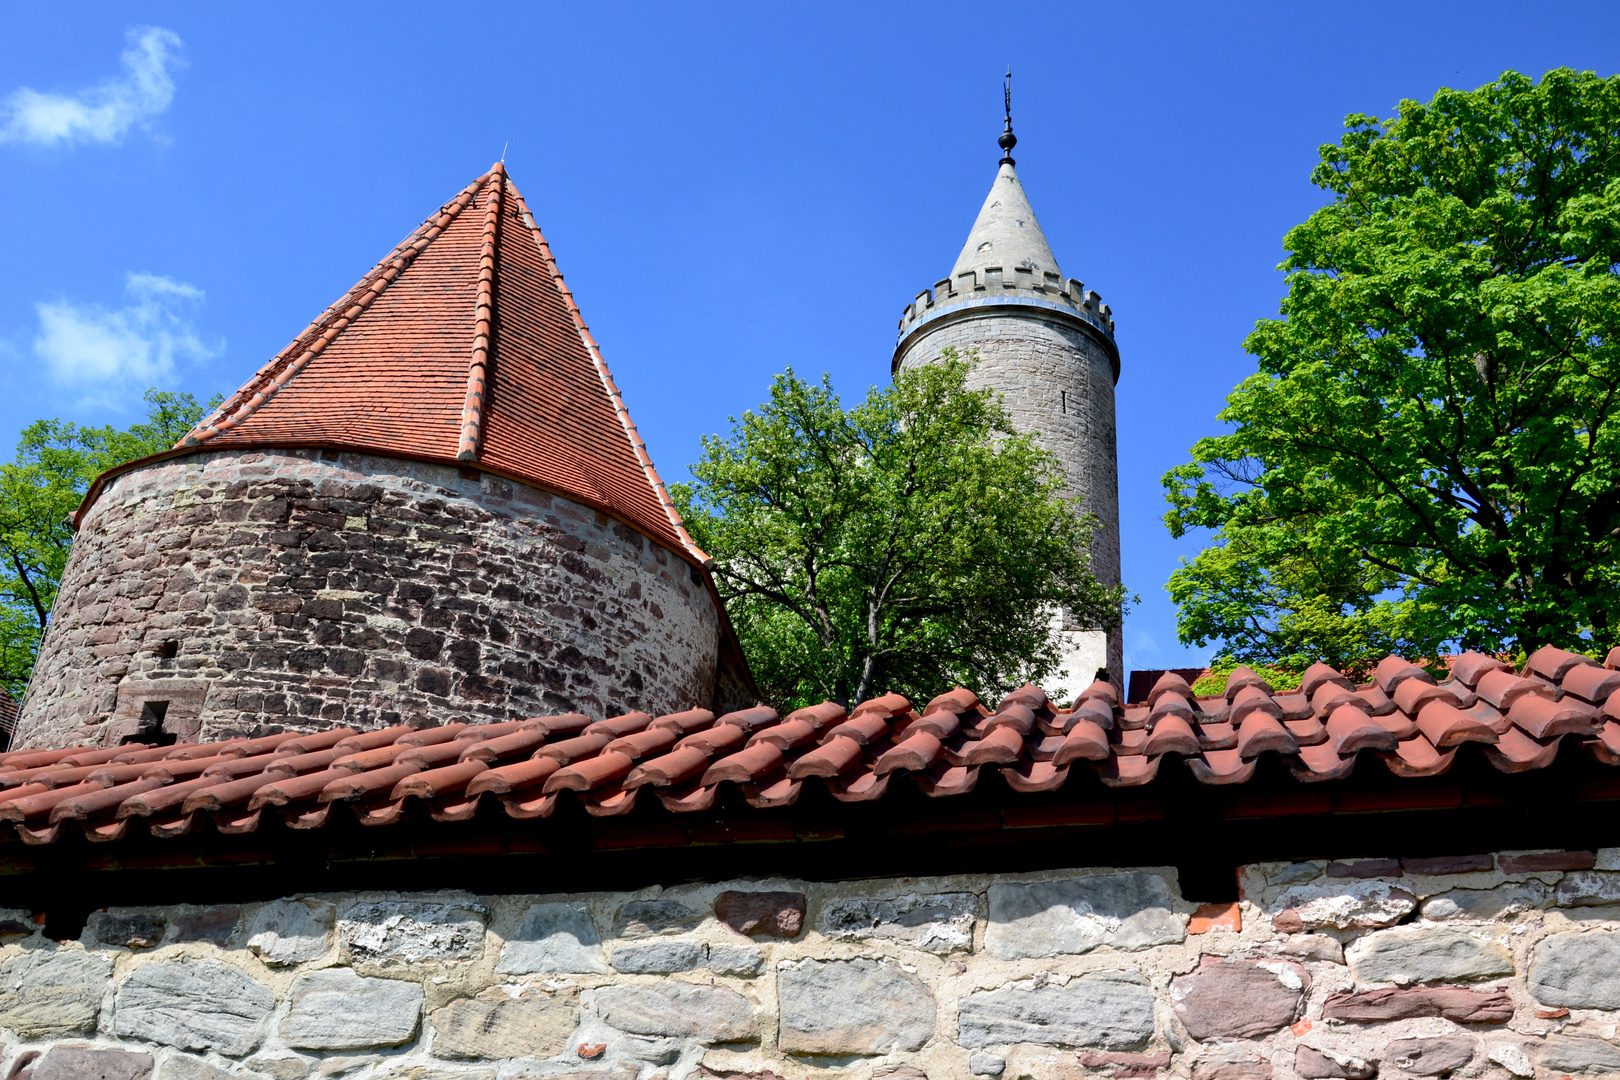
[893,108,1122,694]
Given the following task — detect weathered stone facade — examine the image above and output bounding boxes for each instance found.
[4,851,1617,1080]
[14,448,723,750]
[896,305,1122,687]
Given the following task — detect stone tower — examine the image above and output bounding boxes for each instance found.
[13,163,750,751]
[893,113,1122,695]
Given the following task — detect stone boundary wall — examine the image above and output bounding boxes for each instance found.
[6,851,1620,1080]
[15,448,722,750]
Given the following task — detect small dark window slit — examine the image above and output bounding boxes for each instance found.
[122,701,177,746]
[1061,390,1067,415]
[157,641,178,660]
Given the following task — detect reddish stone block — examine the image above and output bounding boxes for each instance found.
[1327,858,1402,878]
[1322,986,1514,1024]
[1075,1052,1172,1079]
[714,890,806,938]
[1498,850,1596,874]
[1400,853,1495,875]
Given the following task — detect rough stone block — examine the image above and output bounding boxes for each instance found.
[497,902,609,974]
[32,1047,153,1080]
[613,899,699,938]
[171,906,241,946]
[707,944,764,976]
[114,959,276,1055]
[1320,986,1513,1023]
[1169,956,1308,1039]
[160,1056,240,1080]
[1538,1036,1620,1074]
[1529,930,1620,1008]
[1418,881,1548,920]
[430,986,577,1060]
[594,982,757,1042]
[1345,926,1514,987]
[985,873,1183,959]
[1555,869,1620,906]
[611,940,705,974]
[1383,1036,1475,1076]
[818,893,977,954]
[969,1052,1006,1077]
[1268,879,1415,931]
[957,971,1155,1050]
[1486,1042,1535,1078]
[87,911,167,948]
[280,967,424,1050]
[246,899,333,966]
[777,958,935,1054]
[1293,1047,1375,1079]
[340,900,485,964]
[1192,1047,1273,1080]
[0,950,113,1037]
[714,891,805,938]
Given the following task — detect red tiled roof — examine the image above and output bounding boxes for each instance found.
[79,164,703,564]
[2,645,1617,847]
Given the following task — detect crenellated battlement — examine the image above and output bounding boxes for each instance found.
[897,266,1116,341]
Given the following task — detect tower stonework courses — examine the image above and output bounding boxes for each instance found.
[894,123,1123,691]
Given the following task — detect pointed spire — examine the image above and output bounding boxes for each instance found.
[949,162,1061,285]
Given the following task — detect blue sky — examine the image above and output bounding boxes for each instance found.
[2,3,1617,676]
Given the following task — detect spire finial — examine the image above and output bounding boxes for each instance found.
[999,67,1017,166]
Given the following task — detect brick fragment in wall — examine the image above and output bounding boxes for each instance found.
[12,449,721,749]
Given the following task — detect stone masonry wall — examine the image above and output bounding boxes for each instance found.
[14,449,721,750]
[897,309,1123,686]
[5,849,1620,1080]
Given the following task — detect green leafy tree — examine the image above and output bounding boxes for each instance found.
[0,389,213,698]
[1165,68,1620,673]
[673,353,1124,710]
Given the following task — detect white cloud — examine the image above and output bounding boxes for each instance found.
[1,27,184,146]
[34,273,220,401]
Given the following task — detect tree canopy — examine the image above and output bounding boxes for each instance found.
[1164,68,1620,673]
[674,354,1123,710]
[0,389,211,697]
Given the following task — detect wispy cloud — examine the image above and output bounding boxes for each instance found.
[0,27,185,147]
[35,273,220,404]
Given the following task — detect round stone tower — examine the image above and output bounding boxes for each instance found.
[13,163,750,751]
[894,119,1122,693]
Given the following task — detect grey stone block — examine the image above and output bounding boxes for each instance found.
[1419,882,1548,920]
[970,1052,1006,1076]
[32,1047,153,1080]
[430,987,577,1060]
[1345,926,1514,987]
[613,899,699,938]
[496,902,608,975]
[114,960,276,1055]
[160,1056,243,1080]
[87,912,167,948]
[280,967,424,1050]
[171,907,241,946]
[817,893,978,954]
[985,873,1183,959]
[1538,1036,1620,1074]
[0,949,113,1037]
[706,944,763,976]
[1384,1036,1475,1077]
[957,971,1155,1050]
[340,901,485,964]
[246,899,333,966]
[777,958,936,1054]
[610,940,705,974]
[1530,930,1620,1008]
[1556,870,1620,907]
[594,981,757,1042]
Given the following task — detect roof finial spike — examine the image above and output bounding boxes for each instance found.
[500,140,508,164]
[999,67,1017,167]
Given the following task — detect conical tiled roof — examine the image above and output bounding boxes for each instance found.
[949,161,1061,284]
[171,163,706,564]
